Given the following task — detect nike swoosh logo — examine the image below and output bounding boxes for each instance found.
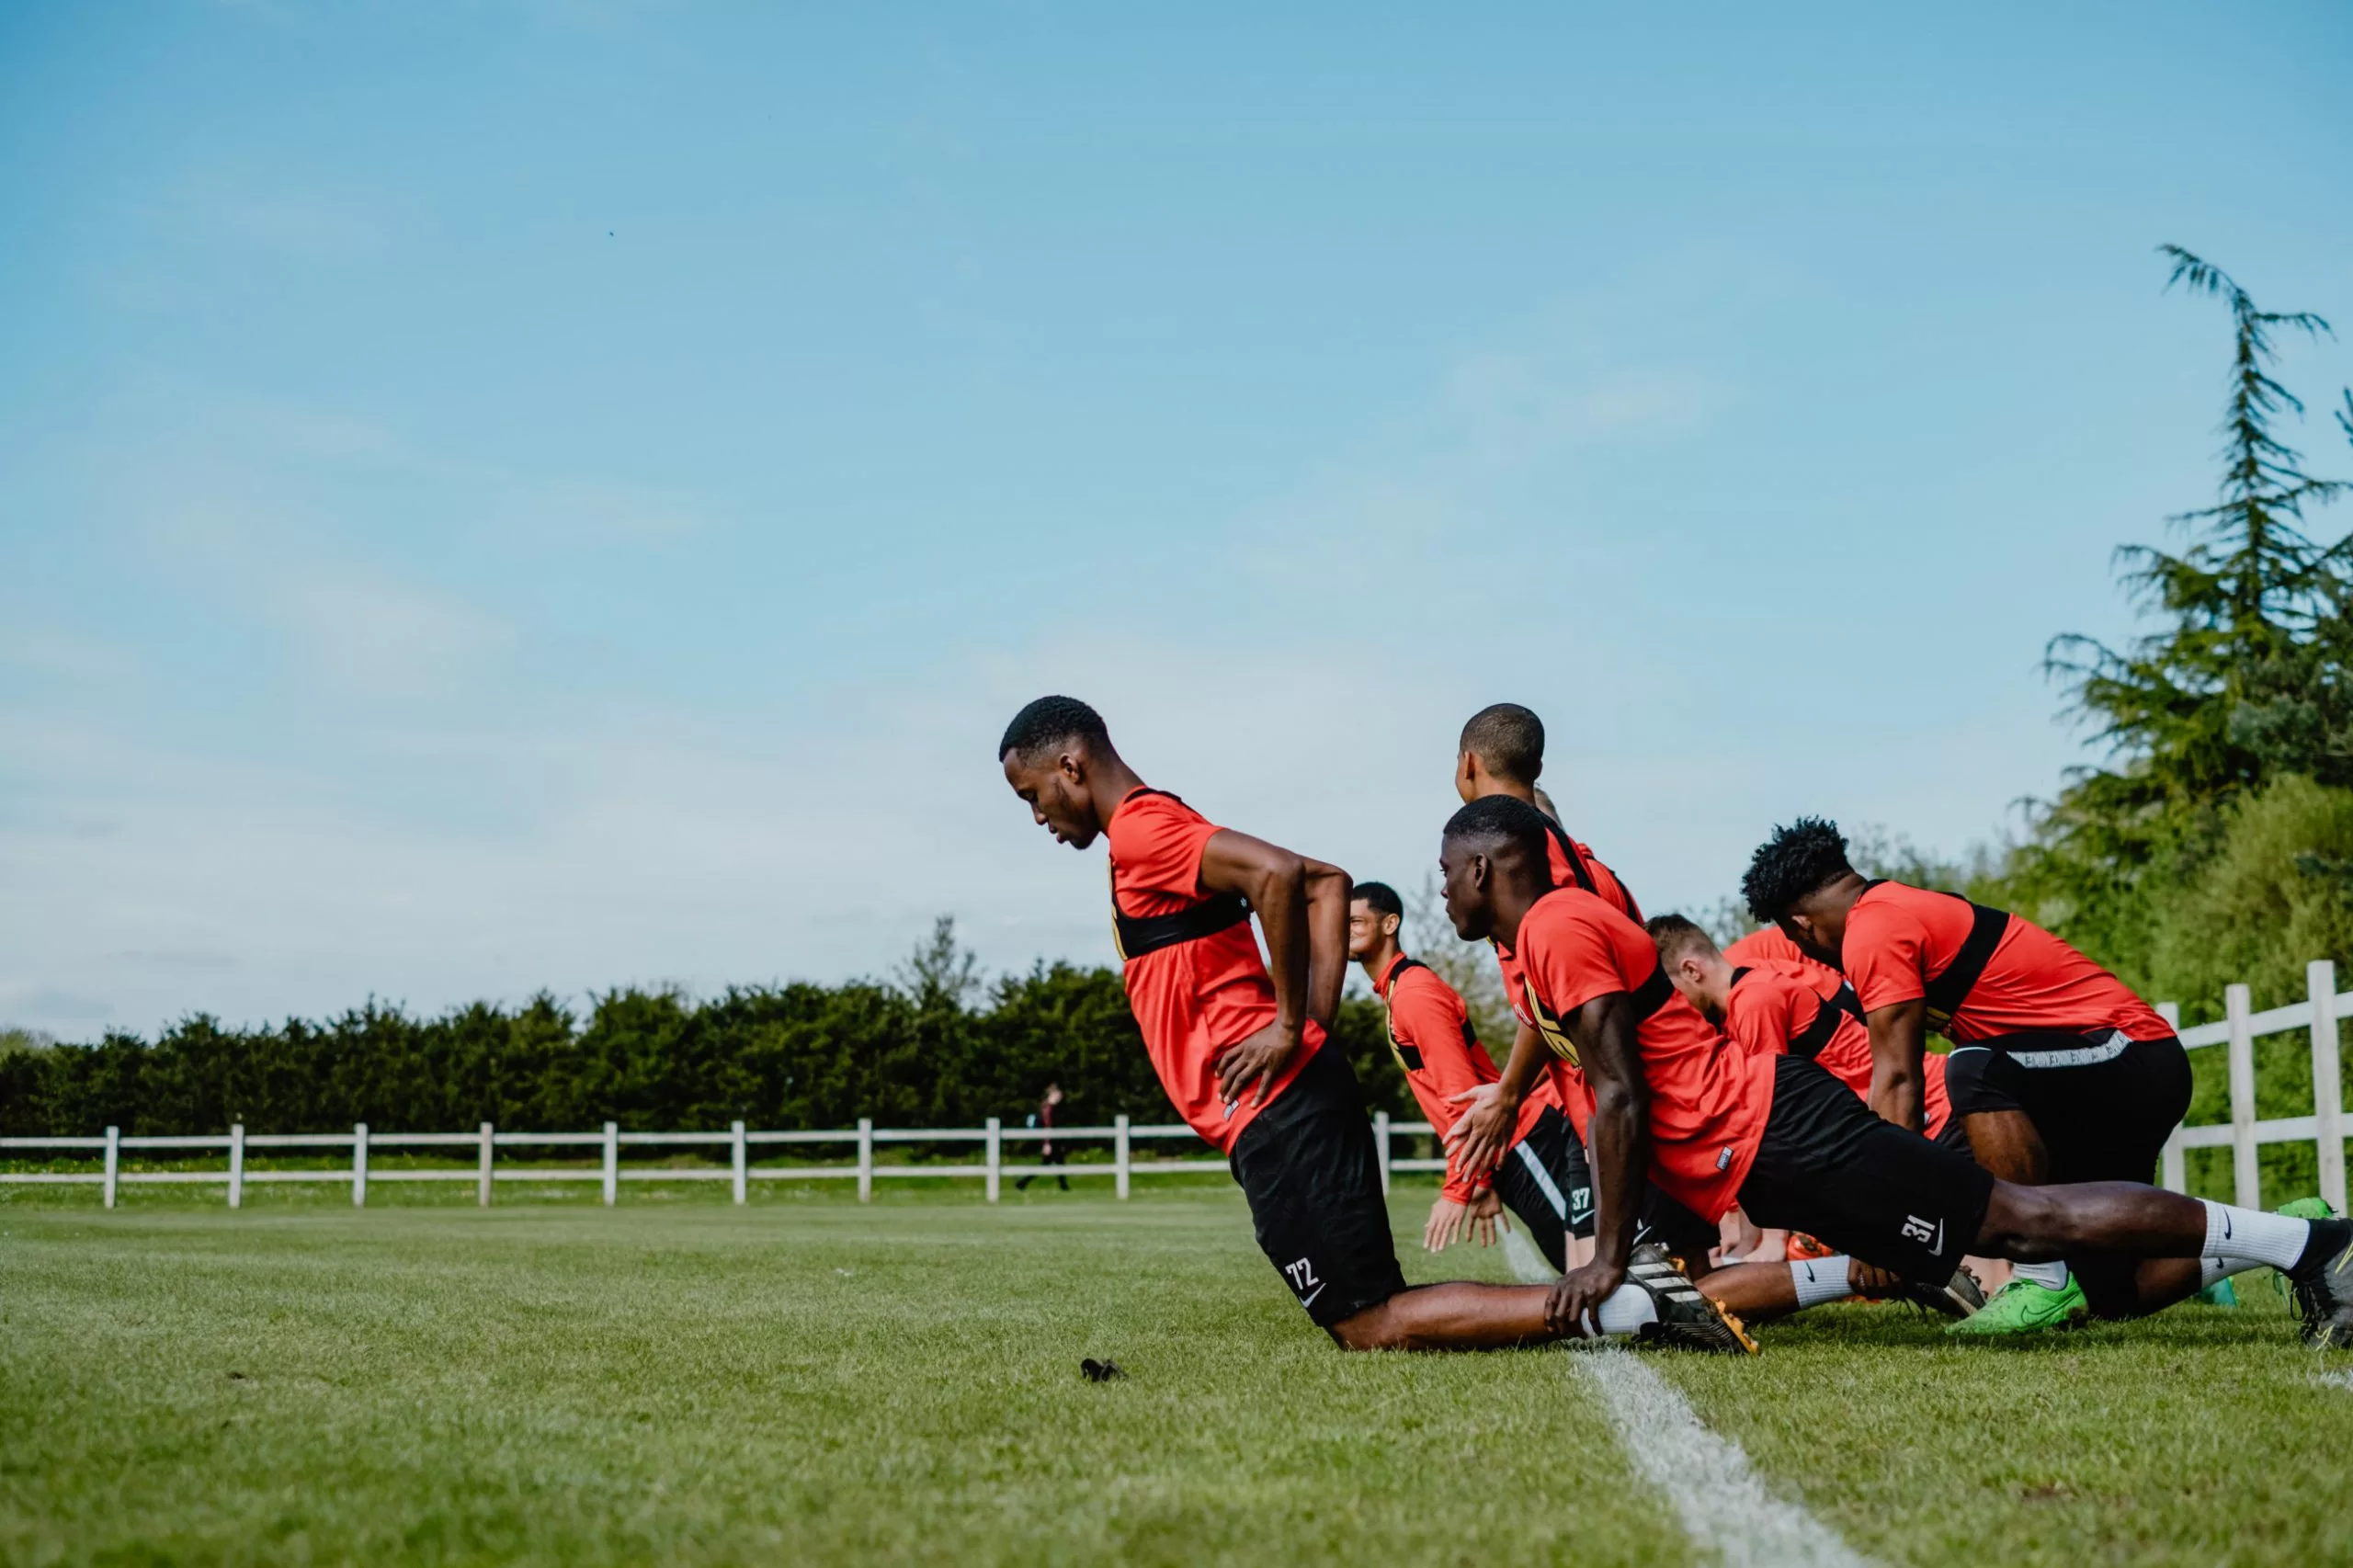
[2224,1213,2234,1241]
[1301,1283,1326,1308]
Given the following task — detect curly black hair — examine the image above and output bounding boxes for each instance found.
[1352,881,1404,919]
[997,695,1109,764]
[1740,816,1854,924]
[1441,793,1551,864]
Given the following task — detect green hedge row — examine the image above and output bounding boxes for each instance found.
[0,962,1412,1140]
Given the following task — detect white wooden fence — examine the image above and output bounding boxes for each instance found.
[3,959,2344,1213]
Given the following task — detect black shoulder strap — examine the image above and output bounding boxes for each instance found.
[1916,892,2012,1030]
[1106,791,1253,960]
[1788,987,1851,1060]
[1541,817,1598,894]
[1627,963,1676,1023]
[1380,957,1431,1071]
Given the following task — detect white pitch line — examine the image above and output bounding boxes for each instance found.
[1500,1229,1877,1568]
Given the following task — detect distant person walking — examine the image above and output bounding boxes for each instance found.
[1016,1084,1069,1191]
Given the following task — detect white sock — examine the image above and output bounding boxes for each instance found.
[2011,1259,2070,1290]
[2200,1256,2266,1288]
[2200,1200,2311,1272]
[1591,1282,1660,1336]
[1790,1256,1856,1308]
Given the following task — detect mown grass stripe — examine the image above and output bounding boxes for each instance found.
[1501,1225,1875,1567]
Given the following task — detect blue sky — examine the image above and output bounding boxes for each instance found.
[4,2,2350,1039]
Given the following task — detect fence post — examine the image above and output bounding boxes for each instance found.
[2226,983,2260,1209]
[2312,960,2346,1214]
[103,1125,119,1210]
[1114,1113,1131,1200]
[602,1121,619,1207]
[228,1123,244,1210]
[2157,1003,2187,1191]
[352,1123,369,1209]
[1374,1110,1392,1196]
[857,1118,873,1203]
[985,1117,1002,1203]
[731,1120,747,1206]
[477,1122,494,1208]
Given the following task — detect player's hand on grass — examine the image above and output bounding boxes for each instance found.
[1424,1196,1470,1253]
[1465,1187,1506,1247]
[1545,1259,1626,1338]
[1213,1020,1302,1108]
[1442,1083,1516,1179]
[1847,1260,1903,1298]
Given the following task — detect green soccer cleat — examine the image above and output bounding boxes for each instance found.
[2279,1197,2337,1221]
[1944,1274,2087,1337]
[1623,1243,1760,1355]
[2198,1277,2240,1307]
[2286,1218,2353,1350]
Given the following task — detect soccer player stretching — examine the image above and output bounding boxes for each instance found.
[1347,880,1597,1270]
[1740,818,2266,1335]
[1438,795,2353,1351]
[998,697,1747,1351]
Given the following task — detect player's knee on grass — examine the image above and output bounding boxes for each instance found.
[1327,1297,1409,1351]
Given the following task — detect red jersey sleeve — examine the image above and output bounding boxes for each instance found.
[1842,897,1930,1015]
[1107,792,1221,907]
[1386,969,1492,1202]
[1522,894,1645,1018]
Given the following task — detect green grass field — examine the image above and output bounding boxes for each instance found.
[5,1181,2349,1566]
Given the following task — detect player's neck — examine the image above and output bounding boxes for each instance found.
[1480,777,1539,808]
[1357,940,1404,990]
[1089,756,1148,821]
[1488,881,1542,950]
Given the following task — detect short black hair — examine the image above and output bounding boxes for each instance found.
[1442,793,1551,864]
[1741,816,1855,923]
[998,695,1109,764]
[1352,881,1404,919]
[1644,913,1718,965]
[1460,702,1545,785]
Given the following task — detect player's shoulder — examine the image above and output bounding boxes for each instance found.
[1108,787,1212,843]
[1522,885,1631,947]
[1392,958,1464,1011]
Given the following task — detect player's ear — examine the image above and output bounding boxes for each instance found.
[1382,913,1401,939]
[1056,746,1086,784]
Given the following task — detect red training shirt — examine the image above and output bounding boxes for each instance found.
[1723,925,1842,988]
[1841,881,2170,1045]
[1515,887,1775,1223]
[1107,788,1313,1153]
[1374,954,1555,1203]
[1726,960,1952,1139]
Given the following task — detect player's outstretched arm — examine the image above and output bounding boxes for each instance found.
[1199,829,1341,1106]
[1544,992,1653,1335]
[1863,998,1927,1134]
[1445,1019,1546,1179]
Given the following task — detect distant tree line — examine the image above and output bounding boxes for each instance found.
[0,920,1413,1140]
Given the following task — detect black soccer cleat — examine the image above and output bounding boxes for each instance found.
[1080,1358,1126,1381]
[2287,1218,2353,1351]
[1899,1265,1987,1321]
[1624,1243,1759,1356]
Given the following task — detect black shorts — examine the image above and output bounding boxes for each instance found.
[1489,1106,1720,1273]
[1736,1055,1996,1284]
[1941,1032,2191,1313]
[1228,1041,1408,1331]
[1941,1033,2191,1185]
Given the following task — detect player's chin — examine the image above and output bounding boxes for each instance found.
[1058,824,1100,849]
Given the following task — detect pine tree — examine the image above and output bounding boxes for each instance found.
[2046,247,2351,817]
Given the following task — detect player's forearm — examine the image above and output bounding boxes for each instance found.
[1586,1082,1647,1272]
[1866,1002,1927,1133]
[1495,1020,1546,1107]
[1251,855,1312,1036]
[1301,858,1350,1028]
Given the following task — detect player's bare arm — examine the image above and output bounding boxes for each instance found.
[1863,997,1927,1133]
[1444,1019,1545,1178]
[1198,828,1343,1106]
[1544,989,1653,1335]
